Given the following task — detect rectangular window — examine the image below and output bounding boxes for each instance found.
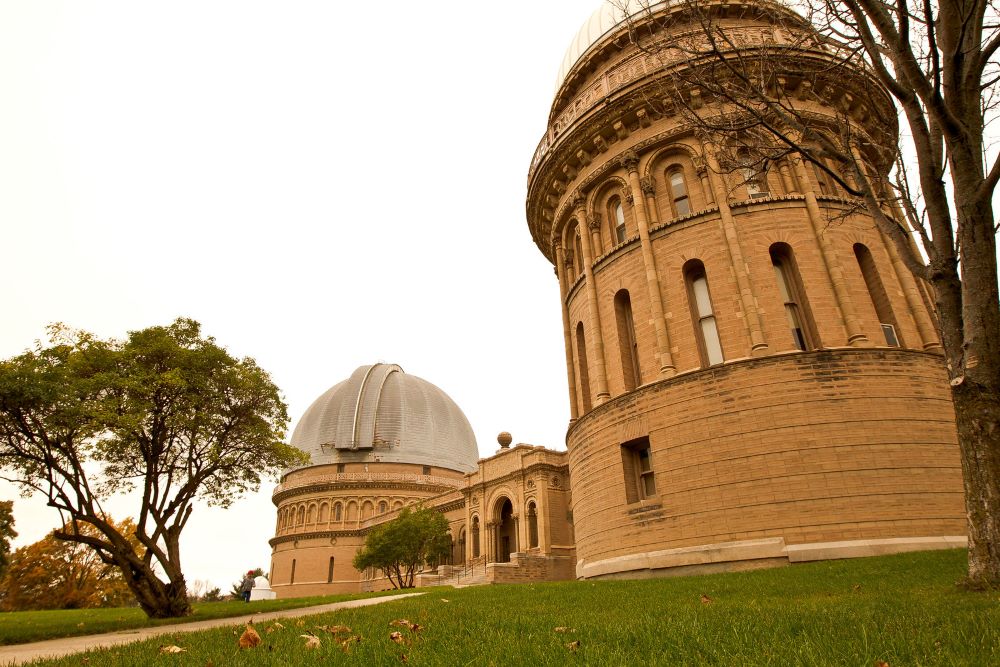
[336,463,345,473]
[422,465,431,475]
[881,323,899,347]
[327,556,335,583]
[621,437,655,503]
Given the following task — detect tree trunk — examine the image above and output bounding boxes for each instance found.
[114,553,191,618]
[952,381,1000,587]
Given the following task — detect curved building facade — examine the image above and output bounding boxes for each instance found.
[525,0,965,579]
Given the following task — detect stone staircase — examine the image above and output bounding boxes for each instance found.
[426,559,489,588]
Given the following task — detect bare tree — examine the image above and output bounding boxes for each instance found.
[611,0,1000,586]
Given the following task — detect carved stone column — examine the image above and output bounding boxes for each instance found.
[790,154,870,346]
[778,159,797,194]
[703,145,769,355]
[511,514,520,553]
[881,205,941,350]
[695,157,714,206]
[622,152,676,376]
[641,176,660,227]
[573,195,611,403]
[588,212,603,259]
[554,241,580,419]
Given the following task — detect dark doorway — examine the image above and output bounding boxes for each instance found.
[496,498,515,563]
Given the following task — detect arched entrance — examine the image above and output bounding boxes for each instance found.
[494,497,517,563]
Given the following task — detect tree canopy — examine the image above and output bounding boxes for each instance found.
[0,500,15,581]
[0,318,308,617]
[0,517,139,611]
[352,506,451,589]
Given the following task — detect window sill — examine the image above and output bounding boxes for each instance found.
[625,496,662,515]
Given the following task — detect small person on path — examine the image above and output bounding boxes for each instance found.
[239,571,255,603]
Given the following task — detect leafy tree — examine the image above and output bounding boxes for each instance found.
[0,319,308,617]
[614,0,1000,587]
[0,517,138,611]
[352,506,451,589]
[0,500,15,580]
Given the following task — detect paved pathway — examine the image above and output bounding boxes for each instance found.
[0,593,425,665]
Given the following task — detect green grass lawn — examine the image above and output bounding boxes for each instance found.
[0,590,403,646]
[18,549,1000,666]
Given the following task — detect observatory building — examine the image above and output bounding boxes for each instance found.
[270,0,965,594]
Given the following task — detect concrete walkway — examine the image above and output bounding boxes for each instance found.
[0,592,425,666]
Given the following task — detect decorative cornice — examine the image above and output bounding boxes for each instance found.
[463,461,569,497]
[274,480,457,505]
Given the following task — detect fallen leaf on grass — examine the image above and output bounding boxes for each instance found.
[440,598,450,603]
[875,662,889,667]
[853,584,862,592]
[338,635,363,653]
[271,622,284,629]
[408,622,422,633]
[301,634,321,649]
[553,627,574,633]
[399,654,408,663]
[158,645,187,654]
[566,640,581,652]
[390,619,412,628]
[700,594,713,605]
[321,624,353,635]
[239,624,262,649]
[390,631,409,645]
[295,619,306,627]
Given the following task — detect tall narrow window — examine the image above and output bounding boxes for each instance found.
[575,322,592,413]
[472,517,480,559]
[770,243,817,350]
[684,261,724,366]
[527,502,538,549]
[290,559,296,585]
[621,437,655,503]
[613,198,626,244]
[669,170,691,216]
[334,502,342,522]
[614,290,642,390]
[378,501,387,514]
[854,243,902,346]
[327,557,335,583]
[813,159,836,194]
[336,463,345,473]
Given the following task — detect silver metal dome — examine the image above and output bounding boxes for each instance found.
[555,1,670,92]
[288,364,479,474]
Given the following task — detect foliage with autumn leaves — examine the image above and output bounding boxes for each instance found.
[0,517,139,611]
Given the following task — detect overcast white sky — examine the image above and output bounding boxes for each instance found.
[0,0,605,592]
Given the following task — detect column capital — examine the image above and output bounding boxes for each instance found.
[640,176,656,196]
[619,150,640,173]
[587,212,602,231]
[571,193,586,212]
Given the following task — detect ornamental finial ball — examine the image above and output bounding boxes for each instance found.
[497,432,512,448]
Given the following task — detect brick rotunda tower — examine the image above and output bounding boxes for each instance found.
[526,1,966,579]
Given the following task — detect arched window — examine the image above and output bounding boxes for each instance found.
[668,170,690,216]
[813,158,836,194]
[318,503,328,523]
[612,198,627,244]
[361,501,373,519]
[306,505,315,523]
[575,322,592,413]
[296,506,305,525]
[685,261,724,366]
[378,501,388,514]
[574,226,584,275]
[527,502,538,549]
[614,290,641,390]
[739,150,769,198]
[770,243,817,350]
[472,516,480,559]
[333,502,342,522]
[854,243,902,346]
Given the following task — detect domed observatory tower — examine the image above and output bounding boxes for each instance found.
[269,364,478,596]
[526,1,965,580]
